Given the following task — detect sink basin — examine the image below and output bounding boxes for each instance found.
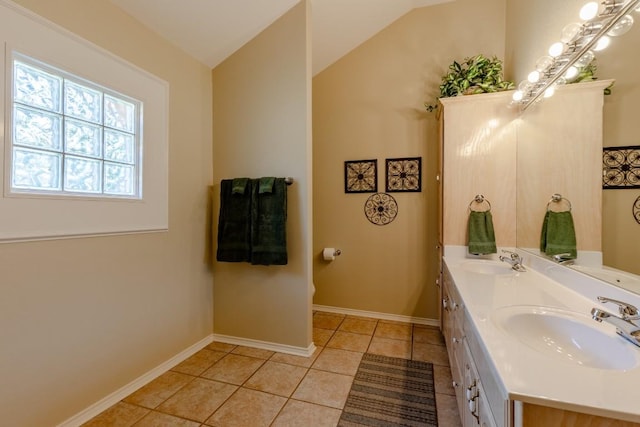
[461,260,514,275]
[492,305,639,370]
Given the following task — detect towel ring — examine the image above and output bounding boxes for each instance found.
[468,194,491,212]
[546,193,572,212]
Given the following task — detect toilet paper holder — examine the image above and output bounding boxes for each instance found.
[322,247,342,261]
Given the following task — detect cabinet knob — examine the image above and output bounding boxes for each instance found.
[442,298,449,309]
[452,380,459,388]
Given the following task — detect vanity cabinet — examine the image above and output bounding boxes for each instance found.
[442,266,506,427]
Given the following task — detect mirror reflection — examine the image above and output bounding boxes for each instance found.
[511,0,640,294]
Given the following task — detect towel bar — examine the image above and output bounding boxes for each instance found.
[468,194,491,212]
[284,177,294,185]
[546,193,572,212]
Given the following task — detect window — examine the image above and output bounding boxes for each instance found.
[0,1,169,242]
[10,55,142,198]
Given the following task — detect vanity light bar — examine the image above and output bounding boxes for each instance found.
[516,0,640,111]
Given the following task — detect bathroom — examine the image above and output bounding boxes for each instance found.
[1,0,639,425]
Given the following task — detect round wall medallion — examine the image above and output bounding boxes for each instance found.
[364,193,398,225]
[634,195,640,225]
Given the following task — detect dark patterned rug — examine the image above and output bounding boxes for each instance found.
[338,353,438,427]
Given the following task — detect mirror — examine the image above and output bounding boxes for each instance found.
[511,0,640,294]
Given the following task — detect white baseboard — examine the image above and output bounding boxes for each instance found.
[313,304,439,327]
[57,334,214,427]
[211,333,316,357]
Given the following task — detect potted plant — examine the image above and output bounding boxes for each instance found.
[426,54,514,112]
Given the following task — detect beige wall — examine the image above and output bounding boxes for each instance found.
[312,0,506,320]
[211,1,313,349]
[1,1,214,425]
[506,0,640,275]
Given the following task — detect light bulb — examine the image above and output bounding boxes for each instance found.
[594,35,611,51]
[608,14,634,36]
[561,23,583,42]
[575,50,595,67]
[544,86,555,98]
[535,56,554,72]
[512,90,524,102]
[555,77,567,86]
[564,66,579,81]
[528,70,541,83]
[580,2,599,20]
[518,80,531,92]
[548,42,565,57]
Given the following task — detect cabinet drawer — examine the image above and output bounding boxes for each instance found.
[464,313,508,427]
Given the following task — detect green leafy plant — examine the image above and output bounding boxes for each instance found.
[571,59,613,95]
[425,54,514,112]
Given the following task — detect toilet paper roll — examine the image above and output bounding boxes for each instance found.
[323,248,336,261]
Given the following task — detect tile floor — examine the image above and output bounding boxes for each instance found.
[83,311,462,427]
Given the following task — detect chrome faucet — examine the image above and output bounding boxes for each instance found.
[591,296,640,347]
[499,250,526,272]
[551,252,575,266]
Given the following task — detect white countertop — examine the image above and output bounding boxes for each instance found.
[443,247,640,423]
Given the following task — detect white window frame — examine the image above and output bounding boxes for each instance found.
[8,53,143,199]
[0,0,169,242]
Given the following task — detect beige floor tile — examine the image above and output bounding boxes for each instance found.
[123,371,194,409]
[271,347,321,368]
[171,349,226,376]
[434,364,456,396]
[338,317,377,335]
[201,353,265,385]
[134,411,201,426]
[206,341,236,353]
[271,399,342,427]
[436,392,462,427]
[367,336,412,359]
[312,347,363,376]
[313,312,344,330]
[413,325,445,345]
[313,328,334,346]
[244,360,308,397]
[412,342,450,366]
[374,321,412,341]
[205,388,286,427]
[232,345,275,359]
[292,369,353,409]
[326,331,371,352]
[156,378,237,422]
[82,402,149,427]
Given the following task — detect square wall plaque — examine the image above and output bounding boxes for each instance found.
[603,145,640,189]
[344,159,377,193]
[386,157,422,192]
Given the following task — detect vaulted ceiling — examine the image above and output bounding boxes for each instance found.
[109,0,453,75]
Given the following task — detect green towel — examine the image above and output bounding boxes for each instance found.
[231,177,250,195]
[540,211,577,258]
[258,177,275,194]
[251,178,288,265]
[467,211,497,255]
[216,179,252,262]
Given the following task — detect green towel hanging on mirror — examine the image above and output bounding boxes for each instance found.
[540,211,577,258]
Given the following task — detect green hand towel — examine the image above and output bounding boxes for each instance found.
[468,211,497,255]
[231,177,249,194]
[216,179,252,262]
[251,178,288,265]
[258,177,275,194]
[540,211,577,258]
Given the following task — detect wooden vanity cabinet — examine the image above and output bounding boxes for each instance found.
[442,266,508,427]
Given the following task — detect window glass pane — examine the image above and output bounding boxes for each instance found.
[65,118,102,158]
[64,156,102,193]
[104,129,135,164]
[12,147,62,190]
[14,61,62,112]
[14,105,62,151]
[64,81,102,123]
[105,95,135,133]
[104,163,134,195]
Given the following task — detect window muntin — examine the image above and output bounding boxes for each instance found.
[10,55,141,198]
